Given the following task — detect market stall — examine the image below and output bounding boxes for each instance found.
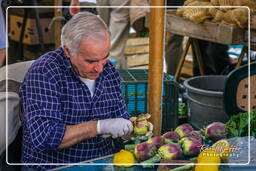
[4,0,256,170]
[49,1,256,171]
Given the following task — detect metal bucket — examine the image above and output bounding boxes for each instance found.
[183,75,229,129]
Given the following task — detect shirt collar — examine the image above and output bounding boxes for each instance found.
[58,47,73,71]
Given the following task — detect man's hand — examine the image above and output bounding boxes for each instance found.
[69,0,80,16]
[97,118,133,138]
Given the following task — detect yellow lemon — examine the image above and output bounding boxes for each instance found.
[195,164,220,171]
[197,149,221,163]
[212,139,231,160]
[113,150,135,167]
[196,149,221,171]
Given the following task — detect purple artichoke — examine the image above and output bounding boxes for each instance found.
[180,137,202,156]
[158,144,182,160]
[175,123,194,138]
[133,122,148,135]
[134,142,157,161]
[162,131,180,142]
[205,122,228,142]
[147,136,165,149]
[188,130,204,143]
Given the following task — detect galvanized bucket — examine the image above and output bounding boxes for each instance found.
[183,75,229,129]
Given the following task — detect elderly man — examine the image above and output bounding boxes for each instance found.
[20,12,133,171]
[70,0,130,69]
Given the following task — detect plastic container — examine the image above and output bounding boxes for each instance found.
[119,69,179,133]
[183,75,229,129]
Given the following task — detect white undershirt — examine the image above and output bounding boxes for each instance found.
[79,77,96,97]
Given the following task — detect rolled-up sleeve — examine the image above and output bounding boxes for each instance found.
[22,67,66,152]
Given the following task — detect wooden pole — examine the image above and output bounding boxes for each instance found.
[54,0,62,48]
[148,0,165,136]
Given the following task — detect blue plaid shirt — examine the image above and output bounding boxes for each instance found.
[19,48,130,171]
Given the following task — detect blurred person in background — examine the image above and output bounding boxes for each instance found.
[165,0,231,77]
[192,40,231,76]
[0,0,6,67]
[165,0,185,76]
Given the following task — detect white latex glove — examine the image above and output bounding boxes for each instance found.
[97,118,133,138]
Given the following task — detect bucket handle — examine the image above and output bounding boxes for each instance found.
[185,93,224,110]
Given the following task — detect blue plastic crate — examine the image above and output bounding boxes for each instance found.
[119,69,179,132]
[121,83,147,114]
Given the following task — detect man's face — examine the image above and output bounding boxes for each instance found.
[65,33,110,80]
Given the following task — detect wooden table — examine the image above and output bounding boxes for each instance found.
[165,11,256,81]
[166,11,256,47]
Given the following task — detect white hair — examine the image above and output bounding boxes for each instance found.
[61,11,109,56]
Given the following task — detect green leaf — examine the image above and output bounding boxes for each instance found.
[225,110,256,138]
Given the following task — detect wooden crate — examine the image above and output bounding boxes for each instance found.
[125,37,149,68]
[125,36,194,77]
[9,15,54,45]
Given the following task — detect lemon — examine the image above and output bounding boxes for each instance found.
[212,139,231,160]
[197,149,221,163]
[196,149,221,171]
[113,149,136,167]
[195,164,220,171]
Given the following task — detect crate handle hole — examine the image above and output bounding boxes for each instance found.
[16,22,22,28]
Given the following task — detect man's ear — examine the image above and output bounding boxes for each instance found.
[63,45,72,59]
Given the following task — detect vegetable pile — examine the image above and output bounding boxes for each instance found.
[124,121,231,164]
[114,110,256,169]
[126,123,205,164]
